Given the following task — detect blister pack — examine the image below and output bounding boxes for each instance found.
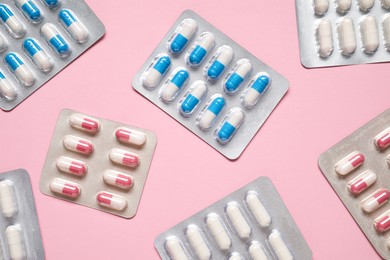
[296,0,390,68]
[319,108,390,259]
[155,177,312,260]
[0,168,44,260]
[40,109,157,218]
[0,0,105,111]
[132,10,289,160]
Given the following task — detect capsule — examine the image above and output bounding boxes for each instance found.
[187,32,215,66]
[359,0,374,12]
[165,236,189,260]
[217,108,244,144]
[206,45,234,80]
[314,0,329,15]
[115,127,146,146]
[43,0,59,9]
[226,202,251,239]
[249,241,269,260]
[316,19,333,58]
[374,127,390,150]
[96,191,127,211]
[0,34,6,53]
[360,16,379,54]
[186,224,211,260]
[382,0,390,9]
[337,18,356,56]
[224,59,252,94]
[268,230,293,260]
[6,225,27,260]
[348,170,377,195]
[0,71,16,101]
[41,23,70,57]
[169,18,197,53]
[0,5,25,38]
[360,189,390,213]
[56,156,87,176]
[5,53,35,87]
[160,69,189,102]
[102,170,133,190]
[49,178,80,198]
[142,55,171,89]
[16,0,41,23]
[0,180,17,218]
[228,253,243,260]
[109,148,140,167]
[374,210,390,232]
[59,10,89,44]
[242,73,271,108]
[334,151,364,176]
[197,96,225,130]
[337,0,352,13]
[383,16,390,50]
[63,135,94,155]
[205,213,231,250]
[179,80,207,116]
[69,114,100,134]
[23,38,53,72]
[246,191,271,227]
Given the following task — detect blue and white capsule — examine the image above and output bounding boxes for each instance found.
[0,71,16,101]
[16,0,42,23]
[43,0,59,9]
[206,45,234,80]
[0,5,25,38]
[41,23,70,57]
[216,108,244,144]
[179,80,207,116]
[224,59,252,94]
[23,38,52,72]
[242,73,271,108]
[168,18,197,53]
[59,10,89,44]
[5,53,35,87]
[0,34,7,53]
[187,32,215,67]
[160,69,189,103]
[142,54,171,89]
[197,95,226,130]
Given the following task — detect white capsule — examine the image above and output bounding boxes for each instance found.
[383,16,390,50]
[249,241,269,260]
[206,45,234,80]
[360,189,390,213]
[360,16,379,54]
[0,34,6,52]
[224,59,252,94]
[179,80,208,116]
[217,108,245,144]
[0,72,16,101]
[382,0,390,9]
[359,0,374,12]
[228,253,243,260]
[0,180,17,218]
[69,114,100,134]
[226,202,251,239]
[337,18,356,56]
[206,213,231,250]
[109,148,140,167]
[269,230,293,260]
[165,236,189,260]
[63,135,94,155]
[102,170,133,190]
[314,0,329,15]
[115,127,146,146]
[96,191,127,211]
[187,32,215,66]
[49,178,81,198]
[59,10,89,44]
[186,225,211,260]
[6,224,27,260]
[337,0,352,13]
[142,54,171,89]
[169,18,198,53]
[246,191,271,227]
[0,5,25,38]
[316,19,333,58]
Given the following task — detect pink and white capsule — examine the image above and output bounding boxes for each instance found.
[103,170,133,190]
[115,127,146,146]
[347,170,377,195]
[0,180,17,218]
[56,156,87,176]
[63,135,94,155]
[69,114,100,133]
[360,189,390,213]
[374,210,390,233]
[109,148,139,167]
[96,191,127,211]
[49,178,81,198]
[334,151,364,175]
[374,127,390,150]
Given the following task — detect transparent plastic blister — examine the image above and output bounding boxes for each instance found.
[319,108,390,259]
[40,109,157,218]
[154,177,312,260]
[0,168,45,260]
[0,0,105,111]
[132,10,289,160]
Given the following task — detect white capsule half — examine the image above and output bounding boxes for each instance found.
[165,236,189,260]
[0,180,17,218]
[246,191,271,227]
[359,0,374,12]
[383,16,390,50]
[206,45,234,80]
[228,253,243,260]
[0,72,16,100]
[316,19,333,58]
[337,0,352,13]
[337,18,356,56]
[360,16,379,54]
[268,230,293,260]
[187,32,215,66]
[249,241,269,260]
[314,0,329,15]
[205,213,231,251]
[186,225,211,260]
[382,0,390,9]
[6,224,27,260]
[226,202,251,239]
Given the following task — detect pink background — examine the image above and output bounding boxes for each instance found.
[0,0,389,259]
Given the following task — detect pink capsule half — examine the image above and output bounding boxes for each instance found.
[63,135,94,155]
[56,156,87,176]
[347,170,377,195]
[334,151,364,175]
[109,148,139,167]
[361,189,390,213]
[69,114,100,134]
[374,128,390,150]
[374,210,390,233]
[49,178,81,198]
[115,127,146,146]
[96,191,127,211]
[102,170,133,190]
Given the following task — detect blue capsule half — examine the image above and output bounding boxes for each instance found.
[252,75,270,94]
[5,53,23,71]
[24,38,41,56]
[43,0,59,8]
[208,97,225,115]
[225,73,244,92]
[20,0,41,22]
[0,5,14,22]
[170,69,189,88]
[59,9,76,27]
[153,56,171,74]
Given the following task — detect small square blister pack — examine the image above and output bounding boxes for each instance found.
[0,0,105,111]
[40,109,157,218]
[155,177,312,260]
[319,108,390,259]
[296,0,390,67]
[132,10,289,160]
[0,168,44,260]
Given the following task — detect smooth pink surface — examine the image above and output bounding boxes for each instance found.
[0,0,388,259]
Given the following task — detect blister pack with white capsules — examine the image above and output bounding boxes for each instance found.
[0,168,45,260]
[40,109,157,218]
[155,177,312,260]
[319,108,390,259]
[296,0,390,67]
[132,10,289,160]
[0,0,105,111]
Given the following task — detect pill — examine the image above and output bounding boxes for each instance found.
[109,148,140,167]
[16,0,41,23]
[59,10,89,44]
[359,0,374,12]
[374,127,390,150]
[360,16,379,54]
[63,135,94,155]
[0,34,6,52]
[160,69,189,102]
[6,225,26,260]
[268,230,293,260]
[314,0,329,15]
[246,191,271,227]
[186,224,211,260]
[347,170,377,195]
[179,80,207,116]
[165,236,189,260]
[43,0,59,8]
[360,189,390,213]
[102,170,133,190]
[142,55,171,89]
[169,18,197,53]
[0,180,17,218]
[224,59,252,93]
[228,253,243,260]
[197,96,225,130]
[249,241,269,260]
[334,151,364,176]
[242,73,271,108]
[337,18,356,56]
[115,127,146,146]
[56,156,87,176]
[0,5,25,38]
[217,108,244,144]
[383,16,390,50]
[207,45,234,80]
[96,191,127,211]
[23,38,53,72]
[5,53,35,87]
[382,0,390,9]
[374,210,390,232]
[41,23,70,57]
[188,32,215,66]
[226,202,251,239]
[205,213,231,250]
[337,0,352,13]
[0,71,16,101]
[69,114,100,134]
[49,178,80,198]
[316,19,333,58]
